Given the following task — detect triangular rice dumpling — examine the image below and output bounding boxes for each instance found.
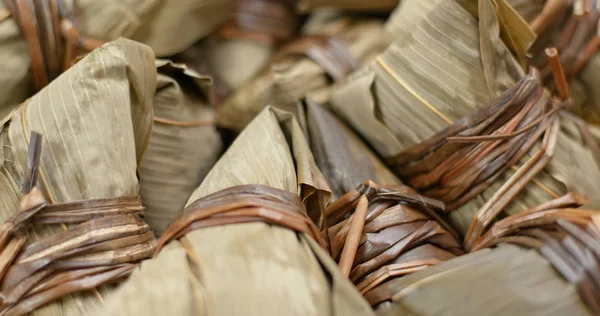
[329,0,600,236]
[139,60,222,236]
[0,38,156,315]
[78,106,374,316]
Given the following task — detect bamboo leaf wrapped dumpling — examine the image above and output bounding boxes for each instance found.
[329,0,600,237]
[0,38,155,208]
[140,60,222,235]
[79,106,373,316]
[0,38,157,315]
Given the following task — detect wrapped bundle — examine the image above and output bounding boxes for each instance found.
[175,0,301,106]
[0,38,157,314]
[219,17,389,131]
[0,0,232,115]
[372,195,600,314]
[139,60,221,236]
[330,0,600,237]
[300,101,462,305]
[78,107,374,316]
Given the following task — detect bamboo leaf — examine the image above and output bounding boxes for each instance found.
[0,0,232,114]
[140,60,221,235]
[329,0,600,236]
[374,244,591,315]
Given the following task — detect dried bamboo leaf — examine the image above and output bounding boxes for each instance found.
[78,243,195,316]
[0,38,156,315]
[374,244,591,315]
[81,107,373,316]
[302,100,401,198]
[330,0,600,235]
[218,18,390,131]
[178,38,273,98]
[140,60,221,235]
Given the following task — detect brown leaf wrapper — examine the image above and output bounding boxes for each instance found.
[139,60,221,236]
[0,38,156,314]
[218,17,390,132]
[0,0,232,116]
[78,107,374,316]
[325,182,462,304]
[329,0,600,236]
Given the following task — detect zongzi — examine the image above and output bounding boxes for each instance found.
[76,107,373,316]
[0,38,157,315]
[329,0,600,237]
